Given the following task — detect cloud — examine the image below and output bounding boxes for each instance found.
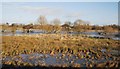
[21,6,82,18]
[66,12,81,18]
[21,6,64,16]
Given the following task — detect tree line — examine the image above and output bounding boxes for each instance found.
[1,16,120,34]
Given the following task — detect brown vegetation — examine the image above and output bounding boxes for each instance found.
[1,16,119,34]
[1,34,120,68]
[2,34,119,57]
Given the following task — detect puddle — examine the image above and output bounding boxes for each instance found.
[2,51,117,67]
[101,49,106,53]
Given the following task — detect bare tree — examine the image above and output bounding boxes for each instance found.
[37,16,48,25]
[52,18,61,26]
[52,18,61,33]
[73,19,91,32]
[74,19,88,26]
[37,16,48,33]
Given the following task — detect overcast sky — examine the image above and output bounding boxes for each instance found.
[1,2,118,25]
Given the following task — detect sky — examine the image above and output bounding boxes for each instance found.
[1,0,120,2]
[1,2,119,25]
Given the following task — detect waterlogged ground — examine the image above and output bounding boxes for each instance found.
[1,34,120,68]
[2,50,120,67]
[1,31,120,40]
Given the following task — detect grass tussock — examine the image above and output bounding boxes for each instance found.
[2,34,119,57]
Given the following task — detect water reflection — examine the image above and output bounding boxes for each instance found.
[2,52,114,67]
[1,30,120,40]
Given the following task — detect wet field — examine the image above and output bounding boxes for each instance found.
[2,49,120,67]
[1,30,120,40]
[1,32,120,68]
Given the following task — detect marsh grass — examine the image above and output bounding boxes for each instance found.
[2,34,119,57]
[1,34,120,68]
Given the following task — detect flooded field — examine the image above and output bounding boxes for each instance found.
[1,2,120,69]
[2,49,120,67]
[1,30,120,40]
[1,34,120,68]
